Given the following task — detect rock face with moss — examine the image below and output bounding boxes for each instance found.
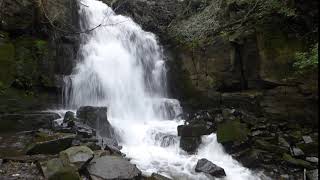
[105,0,318,123]
[0,0,79,113]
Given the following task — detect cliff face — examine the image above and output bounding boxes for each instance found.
[104,0,318,125]
[101,1,319,178]
[0,0,80,112]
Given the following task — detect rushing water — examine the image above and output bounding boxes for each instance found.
[61,0,265,179]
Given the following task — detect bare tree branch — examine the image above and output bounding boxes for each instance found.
[39,0,129,35]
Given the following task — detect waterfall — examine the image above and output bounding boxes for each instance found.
[63,0,263,179]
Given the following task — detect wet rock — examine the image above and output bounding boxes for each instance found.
[306,169,318,180]
[150,173,172,180]
[306,157,318,164]
[39,158,80,180]
[104,144,122,156]
[195,158,226,178]
[26,133,76,155]
[59,146,94,170]
[177,124,211,137]
[64,111,76,127]
[73,122,96,138]
[290,147,305,157]
[302,136,313,144]
[282,153,312,169]
[216,119,249,149]
[180,137,201,153]
[234,149,264,168]
[76,106,117,142]
[87,156,141,180]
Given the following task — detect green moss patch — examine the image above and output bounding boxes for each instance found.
[217,119,249,144]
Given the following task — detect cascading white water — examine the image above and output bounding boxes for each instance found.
[63,0,266,179]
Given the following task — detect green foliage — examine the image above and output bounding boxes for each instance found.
[293,44,318,73]
[34,40,49,55]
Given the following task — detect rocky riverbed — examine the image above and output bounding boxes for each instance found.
[0,105,318,180]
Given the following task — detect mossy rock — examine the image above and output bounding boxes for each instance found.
[282,153,313,169]
[217,119,249,144]
[40,158,80,180]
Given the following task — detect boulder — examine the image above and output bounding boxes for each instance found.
[64,111,76,124]
[290,147,305,157]
[306,157,318,164]
[306,169,318,180]
[73,121,96,138]
[216,119,249,148]
[195,158,226,178]
[302,136,313,144]
[177,124,211,137]
[76,106,117,141]
[87,156,142,180]
[234,149,264,168]
[282,153,313,169]
[39,158,80,180]
[26,133,76,155]
[59,146,94,170]
[179,137,201,153]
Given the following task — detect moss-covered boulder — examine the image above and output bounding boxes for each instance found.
[39,158,80,180]
[217,119,249,145]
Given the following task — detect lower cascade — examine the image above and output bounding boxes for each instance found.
[60,0,265,179]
